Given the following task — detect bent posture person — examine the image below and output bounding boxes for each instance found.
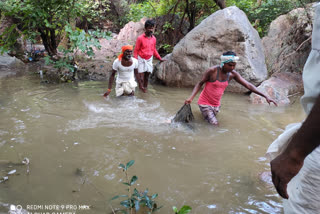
[185,51,277,125]
[268,3,320,213]
[104,45,144,97]
[133,19,165,91]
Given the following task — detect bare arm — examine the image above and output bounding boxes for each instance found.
[185,69,211,104]
[233,71,277,106]
[133,37,141,59]
[103,70,116,97]
[271,94,320,199]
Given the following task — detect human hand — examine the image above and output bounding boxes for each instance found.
[185,98,192,104]
[265,97,278,106]
[270,151,304,199]
[103,89,111,97]
[160,59,167,62]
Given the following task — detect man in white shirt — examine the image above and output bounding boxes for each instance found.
[104,45,145,97]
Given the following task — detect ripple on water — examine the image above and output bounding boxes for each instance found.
[65,97,191,134]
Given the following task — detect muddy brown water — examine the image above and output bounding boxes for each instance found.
[0,72,305,213]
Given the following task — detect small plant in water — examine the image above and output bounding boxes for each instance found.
[172,205,192,214]
[111,160,161,214]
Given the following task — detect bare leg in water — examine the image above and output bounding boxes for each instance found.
[143,72,150,89]
[139,72,150,91]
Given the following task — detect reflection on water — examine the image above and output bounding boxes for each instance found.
[0,74,304,213]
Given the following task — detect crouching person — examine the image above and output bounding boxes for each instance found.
[104,45,145,97]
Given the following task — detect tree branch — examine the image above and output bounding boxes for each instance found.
[283,36,311,59]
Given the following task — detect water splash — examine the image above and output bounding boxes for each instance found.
[65,97,190,134]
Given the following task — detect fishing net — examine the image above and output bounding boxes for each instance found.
[172,104,194,123]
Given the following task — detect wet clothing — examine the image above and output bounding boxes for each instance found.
[267,3,320,213]
[112,58,138,96]
[115,81,137,97]
[198,67,230,124]
[138,56,153,73]
[198,67,230,107]
[199,105,220,125]
[133,34,162,61]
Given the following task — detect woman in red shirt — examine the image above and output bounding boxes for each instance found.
[185,51,277,125]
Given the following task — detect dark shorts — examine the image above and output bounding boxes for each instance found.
[198,105,220,125]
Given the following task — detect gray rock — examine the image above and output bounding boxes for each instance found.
[0,53,25,79]
[116,18,147,43]
[154,6,267,92]
[250,72,303,105]
[262,6,314,75]
[0,53,24,67]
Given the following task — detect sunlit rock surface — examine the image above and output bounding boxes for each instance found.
[154,6,267,92]
[262,6,314,75]
[250,72,303,105]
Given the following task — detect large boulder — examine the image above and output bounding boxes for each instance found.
[250,72,303,105]
[116,16,189,55]
[0,53,25,78]
[0,53,24,68]
[116,18,147,43]
[154,6,267,92]
[262,6,314,74]
[93,38,130,61]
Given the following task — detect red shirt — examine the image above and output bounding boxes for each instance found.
[198,80,229,107]
[134,34,162,60]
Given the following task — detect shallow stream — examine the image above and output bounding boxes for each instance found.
[0,72,305,214]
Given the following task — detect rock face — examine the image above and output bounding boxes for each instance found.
[250,72,303,105]
[262,6,314,74]
[0,53,25,78]
[154,6,267,92]
[0,53,24,67]
[116,18,147,43]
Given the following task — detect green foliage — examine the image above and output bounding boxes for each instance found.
[162,22,174,33]
[126,2,155,22]
[125,0,220,32]
[44,24,111,73]
[64,24,111,57]
[125,0,311,38]
[111,160,161,214]
[173,205,192,214]
[228,0,303,37]
[0,24,19,53]
[0,0,110,55]
[86,0,110,24]
[160,43,173,54]
[44,55,75,73]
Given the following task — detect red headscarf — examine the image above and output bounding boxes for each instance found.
[118,45,133,60]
